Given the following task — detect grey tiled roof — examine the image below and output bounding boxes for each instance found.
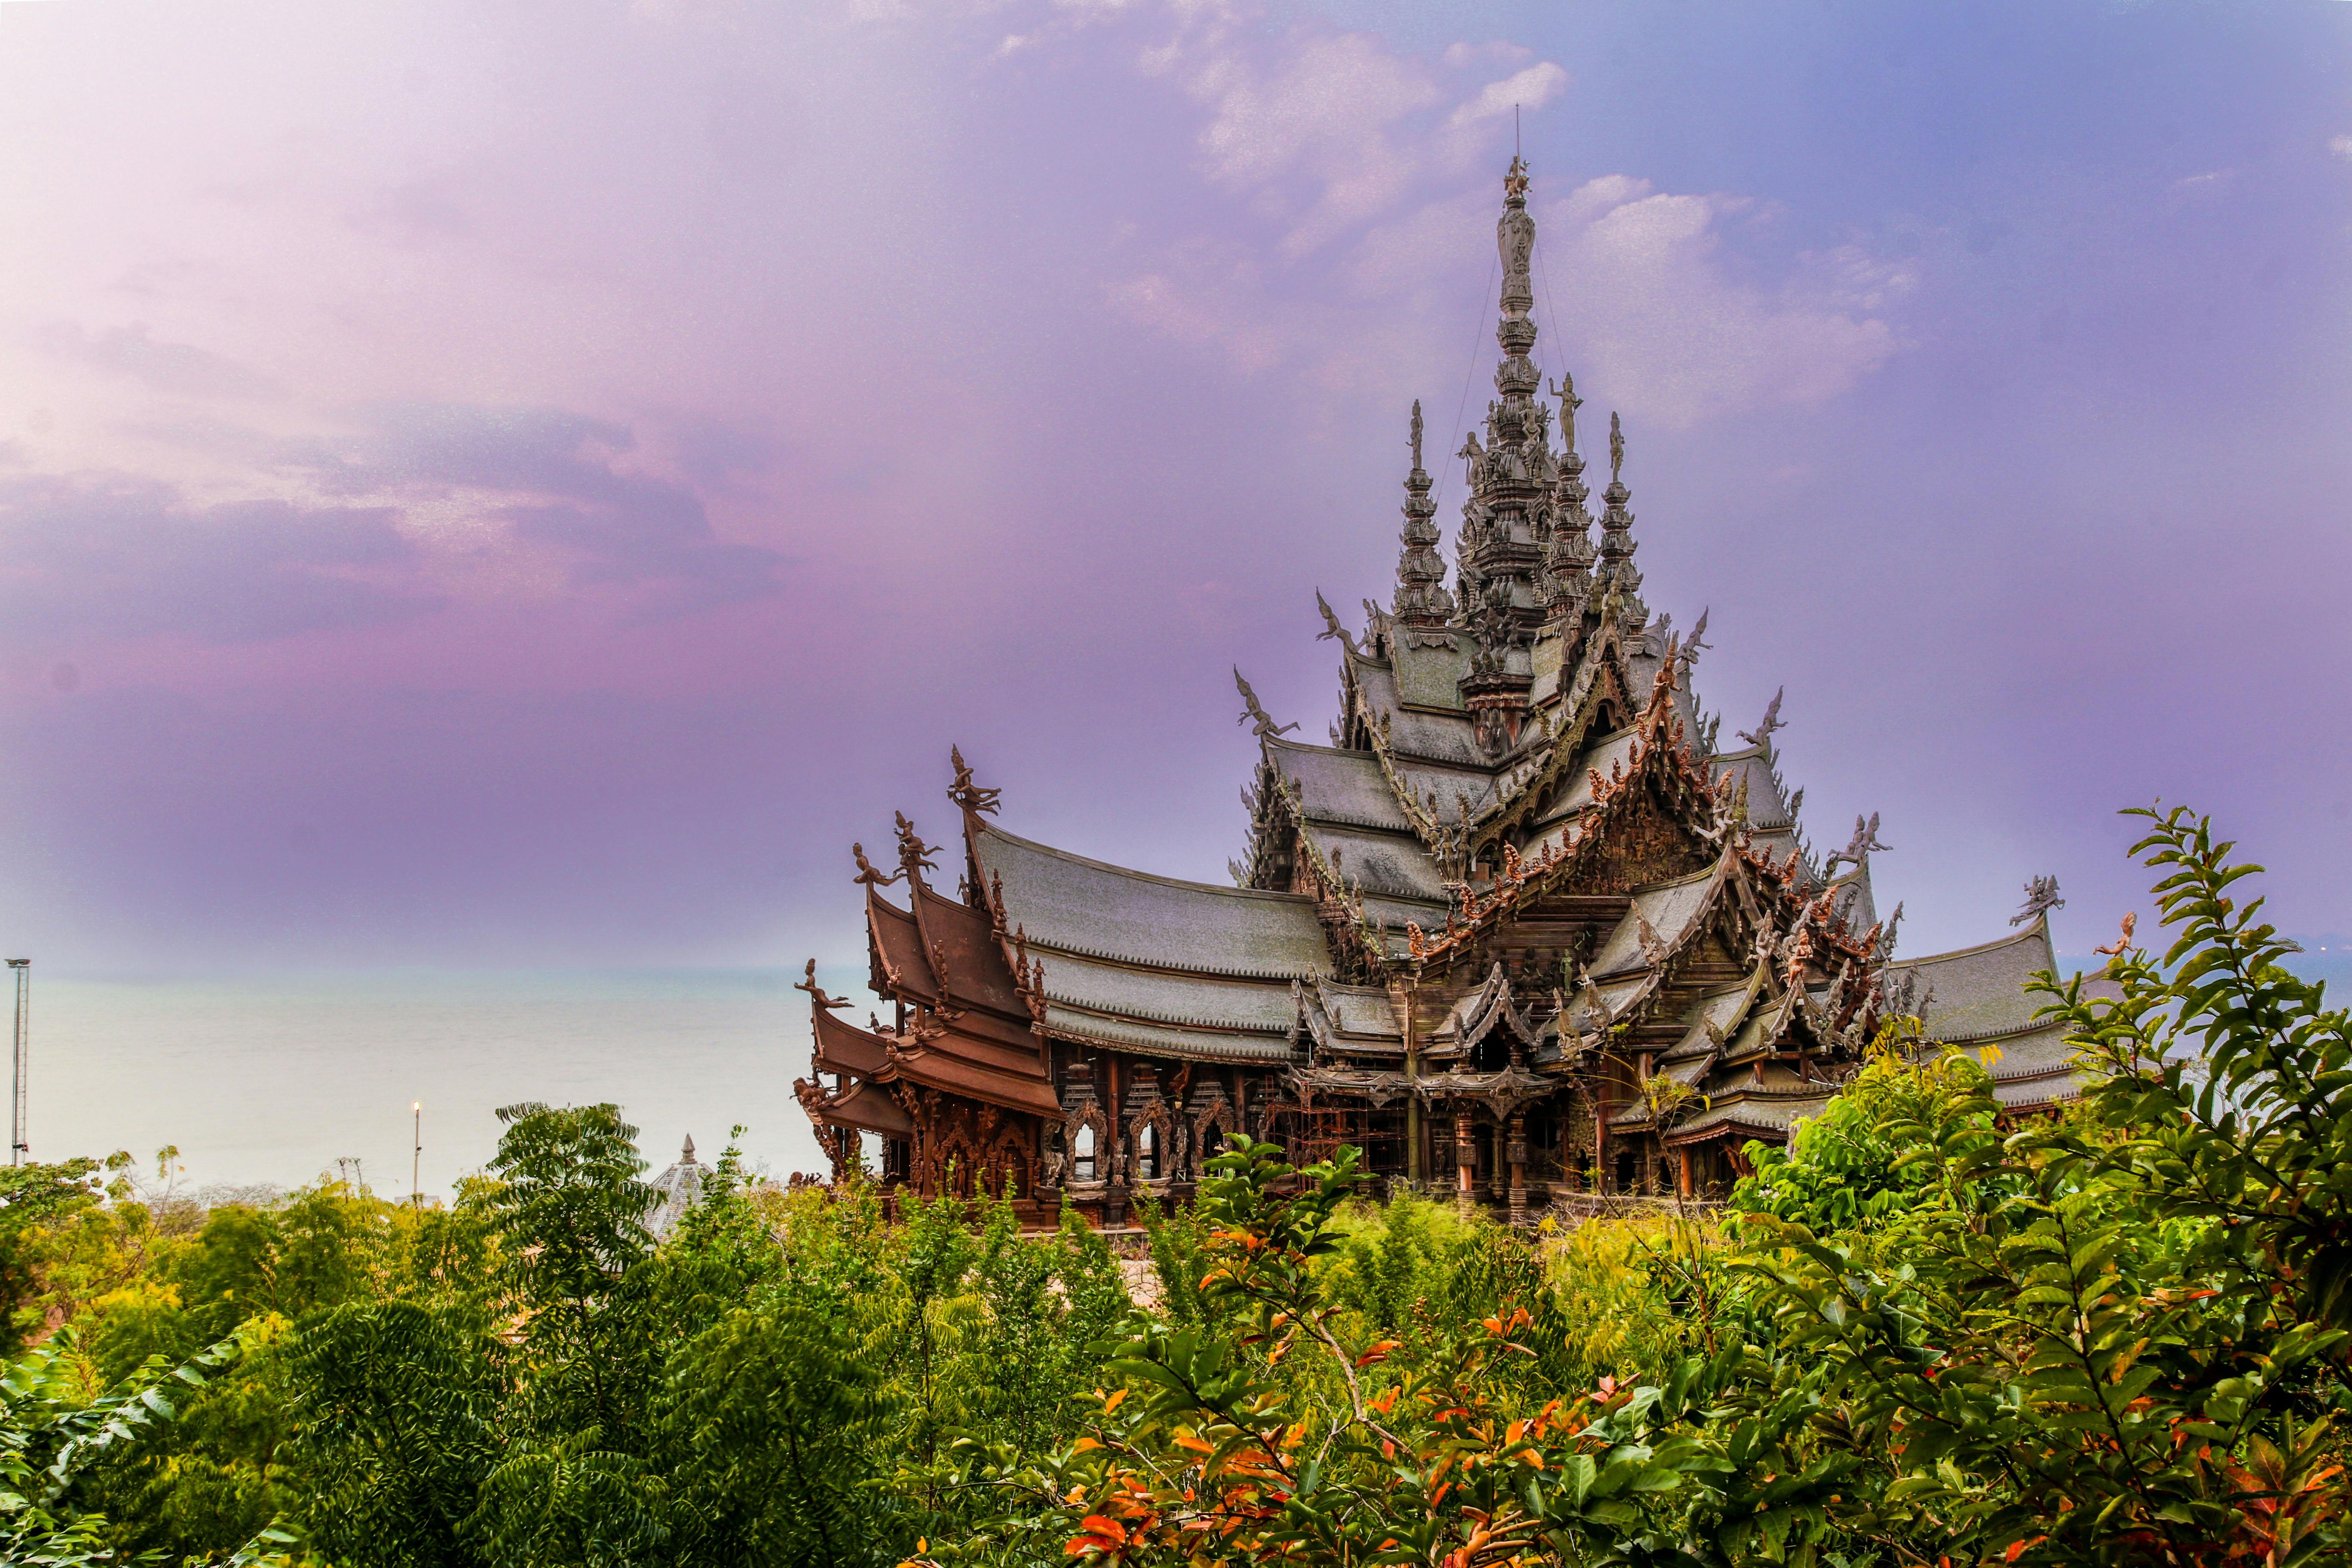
[1711,749,1795,831]
[1041,1003,1296,1062]
[1663,979,1760,1060]
[975,823,1329,980]
[648,1138,706,1237]
[1035,949,1302,1033]
[1271,738,1417,832]
[1534,726,1642,827]
[1890,921,2059,1043]
[1300,821,1451,901]
[1590,859,1723,979]
[1314,979,1402,1039]
[1390,640,1471,711]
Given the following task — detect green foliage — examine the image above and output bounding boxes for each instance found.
[6,802,2344,1568]
[1727,1032,2000,1237]
[0,1325,292,1566]
[0,1158,110,1351]
[1724,805,2352,1566]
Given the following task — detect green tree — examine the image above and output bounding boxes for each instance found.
[1731,805,2352,1565]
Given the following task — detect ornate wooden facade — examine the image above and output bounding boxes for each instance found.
[795,160,2088,1225]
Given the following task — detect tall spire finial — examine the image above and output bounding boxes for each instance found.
[1449,158,1547,638]
[1544,372,1594,627]
[1393,401,1453,628]
[1595,410,1644,626]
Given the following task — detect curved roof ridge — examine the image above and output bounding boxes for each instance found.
[975,820,1318,906]
[1896,914,2051,967]
[1029,938,1319,981]
[1263,734,1380,762]
[1043,991,1294,1034]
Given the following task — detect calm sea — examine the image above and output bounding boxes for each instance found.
[27,953,2350,1204]
[29,969,845,1202]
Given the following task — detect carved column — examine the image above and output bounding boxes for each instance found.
[1506,1111,1528,1227]
[1454,1107,1476,1219]
[1675,1147,1693,1200]
[1396,978,1421,1183]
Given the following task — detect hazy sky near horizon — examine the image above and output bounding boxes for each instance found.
[3,0,2349,978]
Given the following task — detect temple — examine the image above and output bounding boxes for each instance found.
[795,159,2088,1225]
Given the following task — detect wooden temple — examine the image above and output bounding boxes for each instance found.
[794,159,2089,1225]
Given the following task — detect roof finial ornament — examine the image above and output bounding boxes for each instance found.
[2011,875,2064,927]
[851,842,903,887]
[1736,687,1785,749]
[1409,398,1424,472]
[796,958,850,1013]
[947,744,1002,816]
[894,811,941,879]
[1314,590,1360,658]
[682,1134,696,1162]
[1234,668,1300,740]
[1825,812,1890,874]
[1504,153,1529,202]
[1609,410,1625,486]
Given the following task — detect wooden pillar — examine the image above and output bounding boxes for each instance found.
[1675,1147,1693,1200]
[1453,1107,1476,1219]
[1592,1105,1610,1194]
[1402,988,1422,1184]
[1506,1111,1528,1227]
[1105,1055,1126,1227]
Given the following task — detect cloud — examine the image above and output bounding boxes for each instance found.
[1083,7,1898,422]
[2330,134,2352,162]
[30,322,280,400]
[1448,61,1569,128]
[1441,41,1532,68]
[276,403,790,615]
[0,473,433,647]
[1179,29,1445,258]
[1537,177,1909,423]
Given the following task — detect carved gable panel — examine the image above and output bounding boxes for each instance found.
[1564,787,1711,896]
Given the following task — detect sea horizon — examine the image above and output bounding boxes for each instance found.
[32,965,864,1202]
[31,941,2346,1205]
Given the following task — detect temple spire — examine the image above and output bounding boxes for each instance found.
[1392,399,1454,627]
[1544,372,1594,623]
[1595,409,1645,627]
[1451,157,1550,637]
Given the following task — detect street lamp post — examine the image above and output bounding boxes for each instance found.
[7,960,27,1168]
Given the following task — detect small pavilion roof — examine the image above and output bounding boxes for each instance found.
[1589,857,1727,980]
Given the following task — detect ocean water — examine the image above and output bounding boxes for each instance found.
[25,952,2350,1205]
[27,969,842,1202]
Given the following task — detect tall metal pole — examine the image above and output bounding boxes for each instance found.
[412,1101,422,1209]
[7,960,28,1167]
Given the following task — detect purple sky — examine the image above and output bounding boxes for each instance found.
[3,0,2348,976]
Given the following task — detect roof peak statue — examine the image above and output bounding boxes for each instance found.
[800,160,2096,1226]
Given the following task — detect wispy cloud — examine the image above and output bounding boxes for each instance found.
[30,322,280,401]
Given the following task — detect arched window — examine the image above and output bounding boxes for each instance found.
[1074,1125,1096,1182]
[1137,1123,1158,1180]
